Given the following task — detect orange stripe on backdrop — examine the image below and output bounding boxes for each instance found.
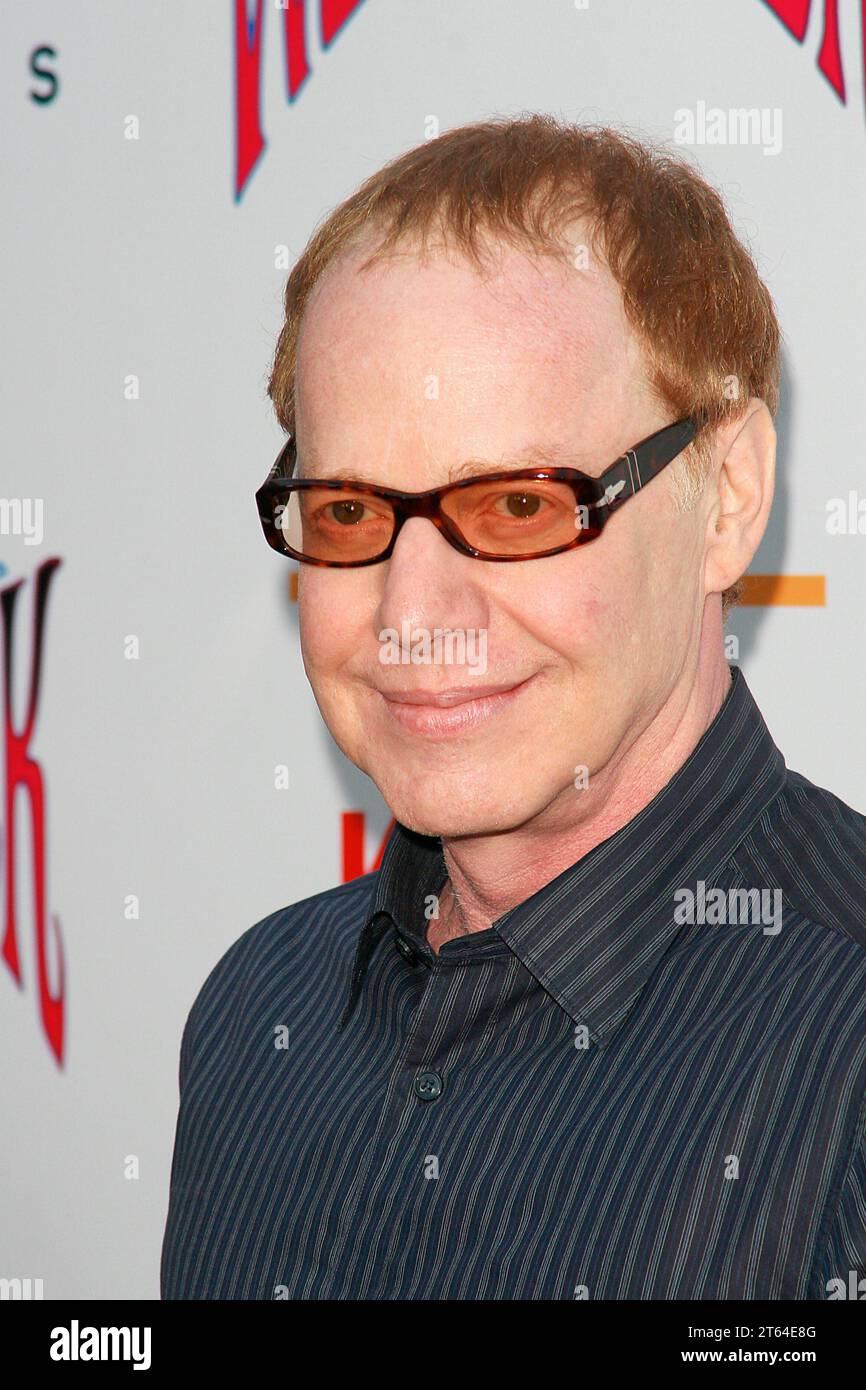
[289,573,827,605]
[739,575,825,606]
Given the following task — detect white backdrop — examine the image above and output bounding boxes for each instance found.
[1,0,864,1299]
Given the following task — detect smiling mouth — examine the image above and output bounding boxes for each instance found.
[377,675,535,737]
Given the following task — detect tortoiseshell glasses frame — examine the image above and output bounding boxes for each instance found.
[255,416,699,567]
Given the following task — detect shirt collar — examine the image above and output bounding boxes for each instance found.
[339,665,787,1042]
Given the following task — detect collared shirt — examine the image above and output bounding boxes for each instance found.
[161,666,866,1300]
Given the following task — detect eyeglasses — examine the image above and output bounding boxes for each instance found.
[255,417,698,567]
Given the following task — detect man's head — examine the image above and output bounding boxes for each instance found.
[266,116,779,838]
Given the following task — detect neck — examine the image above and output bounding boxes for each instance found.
[429,614,732,953]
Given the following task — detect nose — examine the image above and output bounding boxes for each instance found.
[374,516,488,648]
[389,511,464,564]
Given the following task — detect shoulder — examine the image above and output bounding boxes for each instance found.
[735,765,866,955]
[782,767,866,843]
[182,871,378,1044]
[721,768,866,1138]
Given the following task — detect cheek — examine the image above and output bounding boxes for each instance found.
[297,597,325,673]
[482,567,611,685]
[524,516,677,675]
[522,548,624,651]
[297,576,365,673]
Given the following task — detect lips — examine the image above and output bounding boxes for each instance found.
[376,675,536,737]
[378,681,527,707]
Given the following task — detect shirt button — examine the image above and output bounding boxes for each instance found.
[414,1070,443,1101]
[394,933,418,965]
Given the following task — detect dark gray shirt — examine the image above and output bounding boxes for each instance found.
[161,666,866,1299]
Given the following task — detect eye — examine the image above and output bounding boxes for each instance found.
[325,498,369,526]
[489,490,550,519]
[303,492,392,529]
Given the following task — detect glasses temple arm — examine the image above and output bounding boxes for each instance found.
[591,418,698,510]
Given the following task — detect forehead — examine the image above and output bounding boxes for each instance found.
[300,227,640,371]
[293,226,653,472]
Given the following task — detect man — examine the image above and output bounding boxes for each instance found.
[161,115,866,1300]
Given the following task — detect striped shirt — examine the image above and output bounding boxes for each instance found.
[161,665,866,1299]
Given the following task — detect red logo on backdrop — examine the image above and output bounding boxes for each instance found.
[762,0,866,103]
[234,0,366,200]
[342,812,394,882]
[235,1,866,201]
[1,558,65,1064]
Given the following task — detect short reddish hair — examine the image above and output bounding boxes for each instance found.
[268,114,781,612]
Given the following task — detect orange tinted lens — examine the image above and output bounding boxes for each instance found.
[281,487,395,561]
[441,477,599,555]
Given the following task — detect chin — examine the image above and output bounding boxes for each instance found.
[392,805,502,840]
[372,768,544,840]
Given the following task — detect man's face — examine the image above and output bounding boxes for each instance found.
[292,231,709,839]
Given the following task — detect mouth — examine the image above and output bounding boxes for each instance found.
[377,675,536,738]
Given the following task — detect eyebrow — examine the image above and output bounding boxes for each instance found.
[298,444,591,485]
[447,446,585,481]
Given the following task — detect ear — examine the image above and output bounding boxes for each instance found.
[703,399,776,600]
